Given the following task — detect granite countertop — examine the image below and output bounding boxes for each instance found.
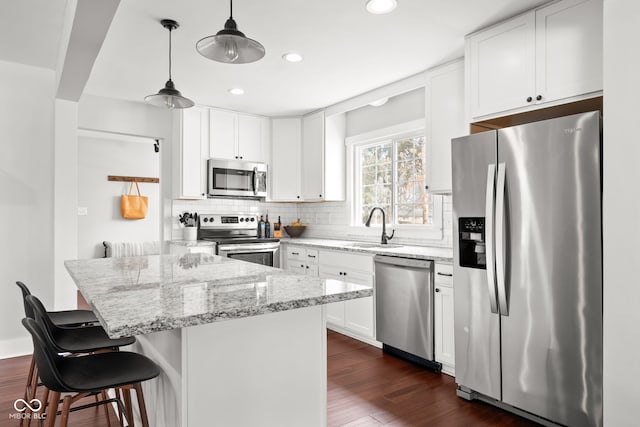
[279,238,453,263]
[64,254,372,338]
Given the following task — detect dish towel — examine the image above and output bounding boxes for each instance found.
[103,241,161,258]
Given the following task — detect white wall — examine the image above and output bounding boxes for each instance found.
[0,60,55,357]
[602,0,640,424]
[78,133,160,258]
[345,88,425,137]
[54,99,79,310]
[78,94,174,241]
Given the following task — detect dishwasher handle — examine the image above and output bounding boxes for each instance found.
[374,255,433,270]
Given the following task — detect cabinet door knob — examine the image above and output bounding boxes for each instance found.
[240,156,243,159]
[319,194,322,198]
[201,193,205,196]
[300,264,304,268]
[536,95,542,101]
[526,96,533,103]
[343,272,347,276]
[339,272,343,275]
[306,265,309,269]
[297,196,300,199]
[435,288,441,293]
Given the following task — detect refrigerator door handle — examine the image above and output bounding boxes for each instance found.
[496,162,509,316]
[485,164,499,314]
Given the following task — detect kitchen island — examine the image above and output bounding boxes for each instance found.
[64,253,372,427]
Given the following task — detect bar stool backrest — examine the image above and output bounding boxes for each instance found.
[21,318,69,393]
[15,281,35,319]
[24,295,65,352]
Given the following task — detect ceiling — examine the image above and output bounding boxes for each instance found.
[4,0,550,116]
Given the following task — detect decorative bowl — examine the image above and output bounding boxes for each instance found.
[284,225,307,238]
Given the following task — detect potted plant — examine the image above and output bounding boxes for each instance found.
[179,212,198,241]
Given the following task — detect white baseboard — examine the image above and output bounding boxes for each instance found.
[326,325,382,348]
[0,336,32,359]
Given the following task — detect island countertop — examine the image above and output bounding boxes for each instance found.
[64,253,372,339]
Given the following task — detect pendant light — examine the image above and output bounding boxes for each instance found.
[196,0,265,64]
[145,19,194,109]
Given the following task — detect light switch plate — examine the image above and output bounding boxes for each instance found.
[77,207,88,216]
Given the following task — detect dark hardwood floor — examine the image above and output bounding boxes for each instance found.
[0,329,537,426]
[326,330,537,427]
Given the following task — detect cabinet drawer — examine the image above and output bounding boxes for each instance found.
[435,263,453,286]
[321,250,373,273]
[286,246,304,261]
[319,264,372,286]
[305,249,319,265]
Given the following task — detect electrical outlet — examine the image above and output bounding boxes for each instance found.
[77,207,88,216]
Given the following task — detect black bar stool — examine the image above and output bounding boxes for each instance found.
[22,317,159,427]
[16,281,98,327]
[16,281,98,427]
[24,294,136,426]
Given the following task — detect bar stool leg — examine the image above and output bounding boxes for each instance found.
[20,356,36,427]
[122,386,134,427]
[101,390,112,427]
[133,383,150,427]
[59,394,72,427]
[45,391,60,427]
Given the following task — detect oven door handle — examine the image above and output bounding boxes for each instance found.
[219,244,280,253]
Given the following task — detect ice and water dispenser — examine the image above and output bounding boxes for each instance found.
[458,217,486,269]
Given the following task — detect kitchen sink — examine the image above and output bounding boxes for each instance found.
[347,242,404,249]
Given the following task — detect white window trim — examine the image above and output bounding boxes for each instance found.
[344,119,443,241]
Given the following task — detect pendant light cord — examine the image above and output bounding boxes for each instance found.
[230,0,233,18]
[168,26,173,81]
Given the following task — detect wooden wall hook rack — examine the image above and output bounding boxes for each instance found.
[108,175,160,183]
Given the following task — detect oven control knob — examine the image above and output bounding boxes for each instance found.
[203,218,208,223]
[240,218,244,222]
[250,218,255,222]
[245,217,250,222]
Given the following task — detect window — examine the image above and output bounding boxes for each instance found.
[354,129,435,227]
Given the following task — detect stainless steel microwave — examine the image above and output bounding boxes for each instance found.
[207,158,268,199]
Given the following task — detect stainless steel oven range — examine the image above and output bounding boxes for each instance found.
[198,213,280,267]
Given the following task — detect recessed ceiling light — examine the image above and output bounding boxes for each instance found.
[229,88,244,95]
[366,0,397,14]
[369,97,389,107]
[282,52,303,63]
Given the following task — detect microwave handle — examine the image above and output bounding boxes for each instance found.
[252,167,258,196]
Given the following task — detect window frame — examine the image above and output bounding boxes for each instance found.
[344,119,443,241]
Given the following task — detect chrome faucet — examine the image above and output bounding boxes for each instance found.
[365,207,395,244]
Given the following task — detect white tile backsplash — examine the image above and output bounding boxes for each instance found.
[173,195,453,248]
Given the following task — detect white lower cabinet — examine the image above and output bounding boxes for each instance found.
[284,245,318,276]
[434,262,455,375]
[319,250,376,345]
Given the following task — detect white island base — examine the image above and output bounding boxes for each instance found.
[132,305,327,427]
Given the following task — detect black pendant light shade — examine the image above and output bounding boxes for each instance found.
[145,19,194,109]
[196,0,265,64]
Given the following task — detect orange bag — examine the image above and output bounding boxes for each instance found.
[120,182,148,220]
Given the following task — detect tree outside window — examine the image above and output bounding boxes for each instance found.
[356,133,433,226]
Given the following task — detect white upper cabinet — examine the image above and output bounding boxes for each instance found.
[237,114,264,162]
[466,0,603,120]
[271,118,302,201]
[301,111,346,202]
[535,0,603,104]
[209,109,236,159]
[209,108,268,163]
[172,107,208,199]
[425,60,466,194]
[301,111,325,201]
[467,12,536,118]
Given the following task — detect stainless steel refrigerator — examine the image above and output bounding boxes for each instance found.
[452,111,602,427]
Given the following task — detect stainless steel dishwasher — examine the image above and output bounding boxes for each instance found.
[374,255,440,371]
